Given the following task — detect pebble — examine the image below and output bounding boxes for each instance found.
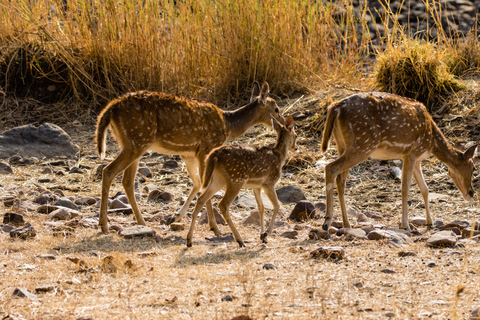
[3,212,25,226]
[288,200,316,222]
[0,161,13,174]
[308,228,330,240]
[221,294,235,302]
[310,246,345,259]
[35,285,57,293]
[50,208,81,221]
[280,230,298,239]
[426,230,457,248]
[276,185,306,204]
[53,198,79,210]
[138,167,152,177]
[262,263,276,270]
[170,223,185,231]
[12,288,37,299]
[163,160,179,169]
[119,225,156,239]
[10,223,36,240]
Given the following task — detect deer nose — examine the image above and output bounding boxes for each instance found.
[468,189,475,198]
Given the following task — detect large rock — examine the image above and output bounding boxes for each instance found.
[0,123,77,159]
[367,229,412,247]
[276,186,306,204]
[426,230,458,248]
[288,200,316,222]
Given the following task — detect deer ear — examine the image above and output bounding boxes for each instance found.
[285,116,294,131]
[250,82,261,102]
[464,144,477,160]
[259,82,270,105]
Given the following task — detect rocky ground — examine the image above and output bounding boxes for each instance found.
[1,85,480,319]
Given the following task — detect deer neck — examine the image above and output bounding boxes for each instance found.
[272,133,290,164]
[431,125,462,168]
[223,100,262,141]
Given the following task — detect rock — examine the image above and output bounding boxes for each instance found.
[398,251,416,257]
[380,269,396,274]
[80,217,99,228]
[119,225,156,239]
[356,212,369,223]
[9,155,33,166]
[148,190,173,203]
[470,306,480,320]
[280,230,298,239]
[53,198,79,210]
[1,224,15,233]
[276,185,306,204]
[35,285,57,293]
[163,159,179,169]
[34,193,58,205]
[352,280,363,288]
[69,166,84,174]
[138,167,152,178]
[363,211,383,220]
[102,255,124,273]
[288,200,315,221]
[361,226,375,235]
[93,164,105,181]
[337,228,367,240]
[308,228,330,240]
[0,123,77,159]
[10,223,36,240]
[37,205,60,214]
[110,198,130,209]
[230,316,252,320]
[328,226,338,235]
[410,217,427,226]
[143,184,159,194]
[262,263,276,270]
[315,202,326,212]
[0,161,13,174]
[242,210,261,226]
[426,230,457,248]
[236,192,273,210]
[37,254,56,260]
[3,212,25,226]
[426,261,436,267]
[12,288,37,299]
[310,246,345,259]
[441,221,470,230]
[74,196,97,206]
[462,228,480,238]
[50,208,81,220]
[221,294,235,302]
[199,208,226,225]
[367,230,412,247]
[206,235,235,243]
[331,221,344,229]
[170,223,185,231]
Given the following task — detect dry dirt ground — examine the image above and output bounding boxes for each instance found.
[1,86,480,320]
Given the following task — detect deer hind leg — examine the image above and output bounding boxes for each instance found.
[198,154,222,236]
[262,185,281,243]
[413,160,433,227]
[400,157,415,231]
[122,158,146,226]
[186,180,222,247]
[171,156,201,223]
[218,183,245,247]
[252,188,266,241]
[99,150,144,233]
[323,152,368,230]
[336,169,351,229]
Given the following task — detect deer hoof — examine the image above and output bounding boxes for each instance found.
[186,241,193,247]
[322,223,330,231]
[237,241,246,248]
[165,215,176,225]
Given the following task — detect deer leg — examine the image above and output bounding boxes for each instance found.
[197,154,222,236]
[171,156,201,223]
[400,157,415,231]
[122,158,146,226]
[186,184,220,247]
[99,150,143,233]
[252,188,266,241]
[336,169,351,229]
[262,185,281,243]
[413,160,433,227]
[323,152,367,230]
[218,184,245,247]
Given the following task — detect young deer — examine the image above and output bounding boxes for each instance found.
[321,92,476,232]
[186,116,297,247]
[95,82,284,233]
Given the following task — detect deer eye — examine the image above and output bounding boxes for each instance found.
[275,107,279,113]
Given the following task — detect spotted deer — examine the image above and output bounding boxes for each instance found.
[321,92,476,232]
[95,82,284,233]
[186,116,297,247]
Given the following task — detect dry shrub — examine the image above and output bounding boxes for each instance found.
[445,32,480,77]
[374,38,464,111]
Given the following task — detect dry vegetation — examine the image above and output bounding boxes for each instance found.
[2,0,480,319]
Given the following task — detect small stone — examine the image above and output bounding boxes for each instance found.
[426,261,436,267]
[110,198,130,209]
[37,254,56,260]
[262,263,276,270]
[53,198,79,210]
[352,280,363,288]
[380,269,396,274]
[328,226,338,235]
[276,185,306,204]
[288,200,315,221]
[119,225,156,239]
[308,228,330,240]
[338,228,366,240]
[69,167,84,174]
[34,193,58,205]
[3,212,25,226]
[368,229,412,247]
[230,316,252,320]
[385,312,395,318]
[462,228,480,238]
[12,288,37,299]
[410,217,427,226]
[199,208,227,225]
[356,212,369,223]
[50,208,81,221]
[470,306,480,320]
[164,159,179,169]
[398,251,416,257]
[74,196,97,206]
[331,221,344,229]
[143,184,158,194]
[363,211,383,220]
[280,230,298,239]
[10,223,36,240]
[242,210,261,226]
[93,164,105,181]
[148,190,173,203]
[38,205,60,214]
[0,161,13,174]
[80,217,99,228]
[426,230,457,248]
[221,294,235,302]
[170,223,185,231]
[206,235,235,243]
[35,285,57,293]
[0,224,15,233]
[310,246,344,259]
[138,167,152,178]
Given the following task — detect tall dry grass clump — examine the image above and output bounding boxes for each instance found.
[0,0,371,109]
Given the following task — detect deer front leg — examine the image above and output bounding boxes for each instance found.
[186,186,219,247]
[263,186,281,243]
[400,157,415,231]
[122,158,146,226]
[323,165,337,231]
[198,155,222,236]
[336,169,351,229]
[413,160,433,227]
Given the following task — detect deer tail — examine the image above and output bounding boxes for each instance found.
[320,102,339,153]
[202,153,217,190]
[95,105,113,160]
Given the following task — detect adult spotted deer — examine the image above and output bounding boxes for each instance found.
[95,82,284,233]
[321,92,476,232]
[186,116,297,247]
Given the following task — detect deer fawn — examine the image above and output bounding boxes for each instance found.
[186,116,297,247]
[321,92,476,232]
[95,82,284,233]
